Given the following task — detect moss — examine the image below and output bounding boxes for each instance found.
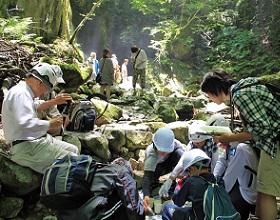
[259,72,280,85]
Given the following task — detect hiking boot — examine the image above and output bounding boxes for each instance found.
[132,91,137,96]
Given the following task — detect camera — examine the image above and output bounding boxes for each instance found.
[61,100,74,117]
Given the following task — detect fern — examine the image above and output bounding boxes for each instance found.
[0,16,37,41]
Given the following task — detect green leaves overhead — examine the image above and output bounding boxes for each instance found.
[130,0,280,78]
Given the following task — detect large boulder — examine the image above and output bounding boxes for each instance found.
[155,96,194,121]
[92,99,123,126]
[74,132,111,162]
[157,104,179,123]
[0,155,42,195]
[167,121,191,145]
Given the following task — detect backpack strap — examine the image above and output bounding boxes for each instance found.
[244,165,257,188]
[99,58,107,75]
[135,49,141,60]
[198,175,217,186]
[133,49,141,69]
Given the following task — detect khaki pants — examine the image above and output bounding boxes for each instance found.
[10,134,79,174]
[257,142,280,196]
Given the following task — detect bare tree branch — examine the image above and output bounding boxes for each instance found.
[69,0,104,45]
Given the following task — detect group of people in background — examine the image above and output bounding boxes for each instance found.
[86,45,147,99]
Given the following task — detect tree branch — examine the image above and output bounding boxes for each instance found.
[69,0,104,45]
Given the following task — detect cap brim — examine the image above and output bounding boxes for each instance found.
[56,76,65,84]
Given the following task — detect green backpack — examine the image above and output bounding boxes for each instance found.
[199,177,241,220]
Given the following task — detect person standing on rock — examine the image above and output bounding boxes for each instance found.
[87,51,99,80]
[142,127,185,211]
[121,58,129,82]
[130,45,147,96]
[2,62,79,174]
[99,49,114,100]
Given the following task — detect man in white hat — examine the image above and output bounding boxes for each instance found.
[35,64,72,136]
[2,62,79,174]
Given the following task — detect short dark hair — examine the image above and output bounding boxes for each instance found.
[102,49,110,58]
[200,68,236,96]
[131,45,139,53]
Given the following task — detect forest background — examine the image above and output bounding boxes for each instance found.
[0,0,280,90]
[0,1,280,218]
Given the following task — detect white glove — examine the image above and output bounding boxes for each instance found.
[159,179,173,197]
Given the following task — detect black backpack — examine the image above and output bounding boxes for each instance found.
[66,99,97,132]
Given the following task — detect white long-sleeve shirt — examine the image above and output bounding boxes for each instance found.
[2,81,49,143]
[213,143,259,204]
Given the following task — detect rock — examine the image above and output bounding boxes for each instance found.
[78,132,111,161]
[92,99,123,126]
[155,96,194,121]
[129,158,139,170]
[126,130,153,150]
[0,155,42,195]
[43,216,58,220]
[102,127,126,153]
[167,121,191,145]
[133,170,144,189]
[203,102,230,113]
[0,196,24,219]
[162,87,173,97]
[62,132,82,152]
[157,104,179,123]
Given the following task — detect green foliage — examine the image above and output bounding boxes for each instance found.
[131,0,280,82]
[207,27,280,78]
[0,16,37,41]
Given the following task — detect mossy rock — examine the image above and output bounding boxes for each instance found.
[59,64,91,93]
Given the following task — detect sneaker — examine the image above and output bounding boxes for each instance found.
[247,214,260,220]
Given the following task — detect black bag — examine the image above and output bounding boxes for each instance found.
[96,58,106,84]
[96,74,101,83]
[66,99,97,132]
[40,155,97,210]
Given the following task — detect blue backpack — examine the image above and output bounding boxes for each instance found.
[40,154,97,210]
[199,176,241,220]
